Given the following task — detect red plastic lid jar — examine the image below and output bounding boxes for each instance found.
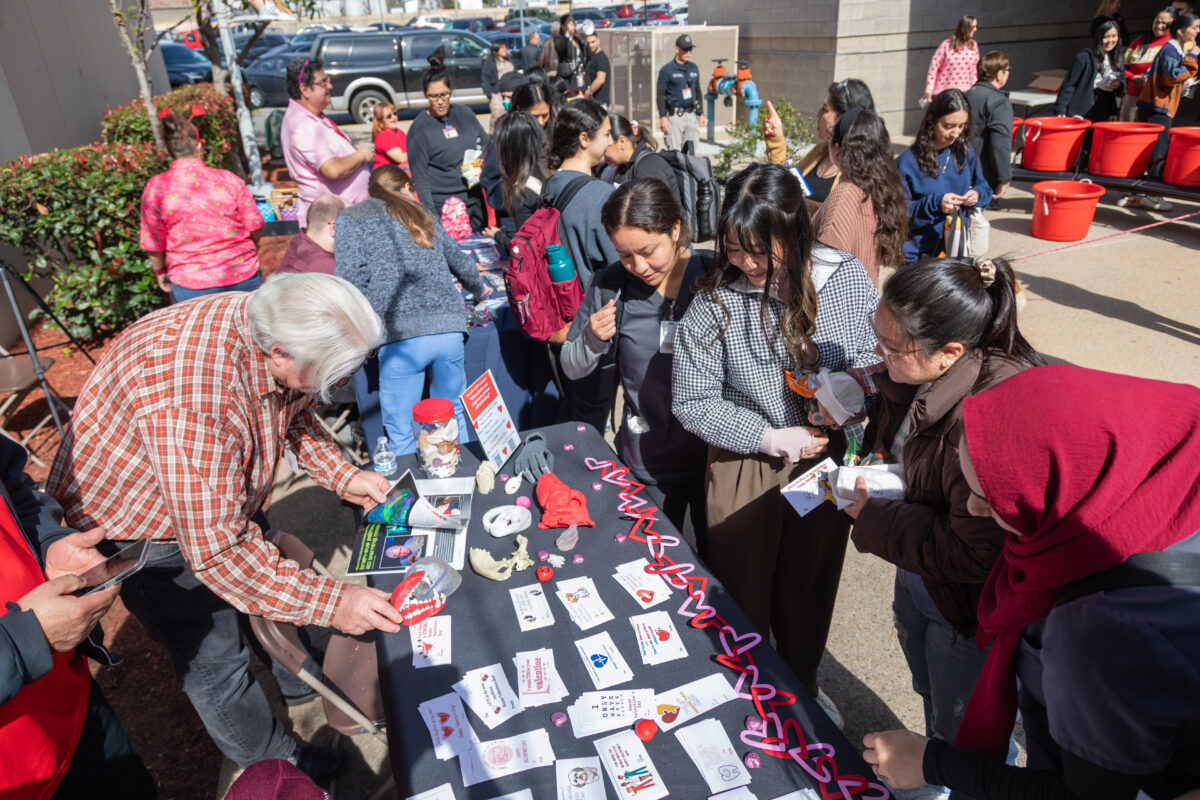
[413,398,454,424]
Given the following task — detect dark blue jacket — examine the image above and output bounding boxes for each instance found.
[897,143,992,262]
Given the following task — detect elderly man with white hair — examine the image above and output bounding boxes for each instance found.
[46,273,397,783]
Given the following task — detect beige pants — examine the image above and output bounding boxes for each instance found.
[665,110,700,152]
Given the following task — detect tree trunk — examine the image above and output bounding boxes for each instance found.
[108,0,165,149]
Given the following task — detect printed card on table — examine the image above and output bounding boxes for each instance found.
[416,692,477,761]
[612,559,673,609]
[486,791,533,800]
[410,616,451,669]
[452,663,523,730]
[574,631,634,690]
[514,648,568,708]
[405,783,456,800]
[458,728,556,787]
[594,729,669,800]
[630,610,688,665]
[556,576,614,630]
[566,689,655,738]
[652,673,739,731]
[461,369,520,469]
[675,718,751,794]
[769,790,821,800]
[509,583,555,631]
[556,756,605,800]
[710,788,758,800]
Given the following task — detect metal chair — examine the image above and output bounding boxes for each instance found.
[248,529,394,800]
[0,351,70,466]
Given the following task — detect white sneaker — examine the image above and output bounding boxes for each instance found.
[1117,193,1139,207]
[1141,195,1173,211]
[815,687,843,731]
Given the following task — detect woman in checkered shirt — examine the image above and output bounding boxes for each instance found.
[671,162,879,703]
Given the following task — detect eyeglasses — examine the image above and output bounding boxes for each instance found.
[868,311,924,365]
[427,91,452,101]
[384,112,397,119]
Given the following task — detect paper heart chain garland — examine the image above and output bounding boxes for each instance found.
[584,457,889,800]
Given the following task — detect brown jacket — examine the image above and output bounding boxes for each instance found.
[851,350,1027,637]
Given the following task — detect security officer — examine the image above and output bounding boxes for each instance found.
[656,34,707,152]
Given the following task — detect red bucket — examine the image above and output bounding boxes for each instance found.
[1163,126,1200,186]
[1088,121,1164,177]
[1022,117,1092,172]
[1012,117,1024,147]
[1031,180,1106,241]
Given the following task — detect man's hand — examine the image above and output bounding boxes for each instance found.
[343,469,391,511]
[862,730,930,789]
[588,299,617,342]
[156,273,173,294]
[659,115,671,135]
[44,529,109,581]
[18,576,120,653]
[331,584,402,635]
[763,99,783,138]
[698,114,708,130]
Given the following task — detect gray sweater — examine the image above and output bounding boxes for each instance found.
[542,169,620,288]
[335,198,486,344]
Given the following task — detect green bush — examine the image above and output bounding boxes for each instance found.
[712,99,817,180]
[103,83,244,172]
[0,143,170,338]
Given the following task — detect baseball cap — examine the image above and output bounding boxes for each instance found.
[675,34,694,50]
[580,19,596,36]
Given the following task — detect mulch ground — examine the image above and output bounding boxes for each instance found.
[4,177,297,798]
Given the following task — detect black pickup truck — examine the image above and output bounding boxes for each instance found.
[309,30,489,123]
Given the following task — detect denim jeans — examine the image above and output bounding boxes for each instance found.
[118,541,311,768]
[893,568,991,800]
[378,332,468,455]
[172,270,263,303]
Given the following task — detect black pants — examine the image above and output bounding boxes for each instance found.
[545,342,618,433]
[53,681,156,799]
[1137,106,1174,178]
[646,478,709,561]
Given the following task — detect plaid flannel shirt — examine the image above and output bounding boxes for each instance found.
[46,294,360,626]
[673,245,880,455]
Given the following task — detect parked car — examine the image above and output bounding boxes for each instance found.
[296,23,344,35]
[569,9,619,28]
[224,31,290,66]
[406,15,454,29]
[504,7,557,24]
[479,30,528,53]
[606,4,636,18]
[173,29,204,49]
[609,16,645,27]
[161,41,213,87]
[242,52,293,107]
[365,22,406,31]
[451,17,497,33]
[308,30,488,123]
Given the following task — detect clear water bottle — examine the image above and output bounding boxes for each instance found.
[372,436,398,480]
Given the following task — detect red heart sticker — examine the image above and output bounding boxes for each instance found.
[656,628,671,642]
[636,589,655,603]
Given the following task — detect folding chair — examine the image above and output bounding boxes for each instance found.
[0,349,70,466]
[248,529,394,800]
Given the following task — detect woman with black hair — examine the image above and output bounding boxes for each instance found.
[407,57,490,231]
[1055,19,1125,120]
[511,79,557,129]
[602,114,680,205]
[672,162,878,712]
[1137,12,1200,179]
[897,89,992,262]
[561,178,710,553]
[491,111,547,253]
[810,107,907,286]
[481,42,515,130]
[845,257,1042,800]
[782,78,876,207]
[482,76,555,244]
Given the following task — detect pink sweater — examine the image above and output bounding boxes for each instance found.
[926,39,980,96]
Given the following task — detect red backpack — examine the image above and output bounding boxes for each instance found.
[504,175,595,342]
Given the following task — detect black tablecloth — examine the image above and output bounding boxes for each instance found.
[372,423,882,799]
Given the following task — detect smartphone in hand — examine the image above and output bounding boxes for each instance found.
[72,539,150,596]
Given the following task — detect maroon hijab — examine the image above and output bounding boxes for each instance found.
[953,365,1200,760]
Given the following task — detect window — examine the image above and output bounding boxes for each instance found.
[320,39,353,65]
[351,36,398,65]
[406,34,443,62]
[446,35,485,59]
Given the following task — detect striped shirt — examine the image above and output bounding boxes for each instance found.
[46,294,359,626]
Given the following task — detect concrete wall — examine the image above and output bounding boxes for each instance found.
[690,0,1162,137]
[0,0,169,164]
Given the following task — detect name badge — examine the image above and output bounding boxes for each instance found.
[443,125,458,139]
[681,87,693,101]
[659,320,678,354]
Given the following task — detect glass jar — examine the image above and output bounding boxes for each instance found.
[411,397,460,478]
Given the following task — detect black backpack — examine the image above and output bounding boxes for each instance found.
[651,141,721,242]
